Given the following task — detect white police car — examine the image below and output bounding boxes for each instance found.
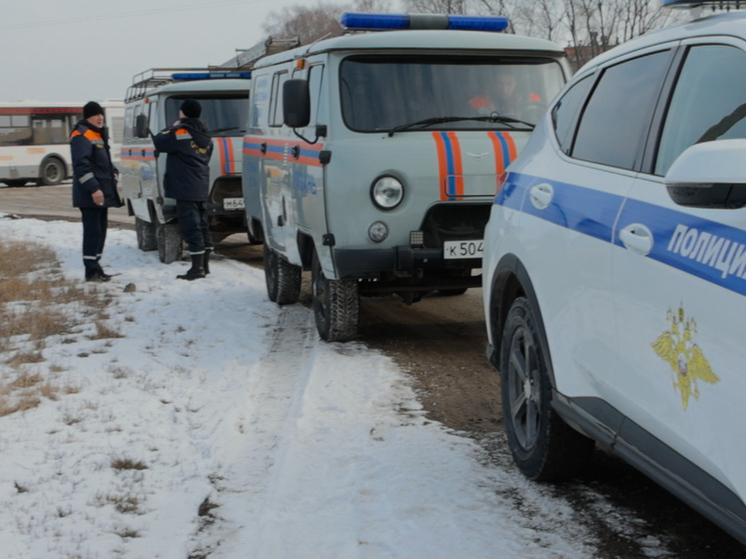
[482,0,746,543]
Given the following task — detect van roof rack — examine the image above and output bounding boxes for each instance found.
[219,36,301,70]
[126,67,249,102]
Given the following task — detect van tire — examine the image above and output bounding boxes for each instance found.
[135,217,157,251]
[500,297,594,481]
[264,244,301,305]
[157,222,183,264]
[312,251,359,342]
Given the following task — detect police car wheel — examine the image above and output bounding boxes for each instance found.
[311,251,359,342]
[500,297,594,481]
[263,244,301,305]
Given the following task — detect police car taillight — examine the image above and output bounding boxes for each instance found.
[340,12,509,32]
[171,72,252,81]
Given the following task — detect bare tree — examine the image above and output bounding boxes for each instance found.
[403,0,468,14]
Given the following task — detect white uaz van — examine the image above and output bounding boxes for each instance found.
[243,13,570,341]
[120,69,250,263]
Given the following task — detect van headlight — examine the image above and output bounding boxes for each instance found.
[371,176,404,210]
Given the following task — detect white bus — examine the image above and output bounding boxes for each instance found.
[0,100,124,187]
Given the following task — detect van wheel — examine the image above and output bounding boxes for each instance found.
[500,297,594,481]
[135,217,157,251]
[312,251,359,342]
[263,244,301,305]
[38,158,64,186]
[157,222,183,264]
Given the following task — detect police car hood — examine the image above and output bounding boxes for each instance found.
[179,118,212,149]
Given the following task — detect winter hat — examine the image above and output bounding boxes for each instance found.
[180,99,202,118]
[83,101,104,119]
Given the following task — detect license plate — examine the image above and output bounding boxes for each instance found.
[223,197,244,210]
[443,239,484,260]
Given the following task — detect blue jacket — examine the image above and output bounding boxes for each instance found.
[152,118,213,201]
[70,121,121,208]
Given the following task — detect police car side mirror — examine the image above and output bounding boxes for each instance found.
[283,79,311,129]
[135,114,150,139]
[664,139,746,209]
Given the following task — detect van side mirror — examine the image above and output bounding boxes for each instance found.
[664,139,746,209]
[135,114,150,139]
[283,79,311,129]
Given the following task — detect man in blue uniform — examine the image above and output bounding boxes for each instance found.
[70,101,121,282]
[152,99,213,281]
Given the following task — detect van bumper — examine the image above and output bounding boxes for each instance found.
[334,246,481,279]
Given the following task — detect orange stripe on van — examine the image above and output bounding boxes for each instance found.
[432,132,448,201]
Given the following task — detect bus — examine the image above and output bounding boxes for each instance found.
[0,100,124,187]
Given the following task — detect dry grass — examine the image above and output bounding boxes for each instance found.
[110,455,149,471]
[0,239,115,417]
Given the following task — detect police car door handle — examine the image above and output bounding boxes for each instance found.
[529,183,553,210]
[619,224,653,256]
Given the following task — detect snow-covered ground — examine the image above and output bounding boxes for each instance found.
[0,215,612,559]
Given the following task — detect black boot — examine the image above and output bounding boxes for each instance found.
[204,248,212,275]
[177,254,206,281]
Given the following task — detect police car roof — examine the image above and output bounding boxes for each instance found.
[575,10,746,74]
[146,78,250,97]
[252,29,566,69]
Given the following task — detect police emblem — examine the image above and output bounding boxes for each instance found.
[651,304,719,409]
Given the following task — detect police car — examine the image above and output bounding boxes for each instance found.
[243,12,570,341]
[482,0,746,543]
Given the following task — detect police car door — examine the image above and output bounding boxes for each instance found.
[612,40,746,500]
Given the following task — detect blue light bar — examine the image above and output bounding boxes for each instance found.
[171,71,252,81]
[662,0,745,6]
[340,12,509,32]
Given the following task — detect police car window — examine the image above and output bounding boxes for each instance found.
[655,45,746,176]
[165,96,248,136]
[339,55,565,132]
[552,75,593,154]
[573,51,670,170]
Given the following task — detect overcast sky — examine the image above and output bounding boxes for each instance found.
[0,0,313,103]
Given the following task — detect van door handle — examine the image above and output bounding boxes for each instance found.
[619,223,653,256]
[260,143,267,155]
[291,145,300,159]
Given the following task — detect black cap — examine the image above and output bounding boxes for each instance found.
[83,101,104,119]
[180,99,202,119]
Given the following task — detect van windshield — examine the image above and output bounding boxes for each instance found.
[166,95,247,137]
[340,55,565,133]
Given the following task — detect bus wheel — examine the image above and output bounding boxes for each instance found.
[135,217,157,252]
[156,222,183,264]
[38,158,64,186]
[263,244,301,305]
[311,251,359,342]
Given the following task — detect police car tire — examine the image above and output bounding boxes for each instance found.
[135,217,157,252]
[500,297,594,481]
[157,222,183,264]
[38,157,64,186]
[312,252,359,342]
[263,244,301,305]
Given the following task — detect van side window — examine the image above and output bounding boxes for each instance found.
[308,64,325,126]
[269,70,289,127]
[123,106,134,140]
[250,74,271,129]
[572,51,671,170]
[148,100,158,134]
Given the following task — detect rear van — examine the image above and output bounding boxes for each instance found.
[120,69,250,263]
[243,13,570,341]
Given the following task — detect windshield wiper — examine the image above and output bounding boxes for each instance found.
[387,115,534,137]
[210,126,245,136]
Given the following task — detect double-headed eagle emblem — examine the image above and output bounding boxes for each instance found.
[651,304,719,409]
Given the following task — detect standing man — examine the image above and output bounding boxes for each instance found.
[152,99,213,281]
[71,101,121,282]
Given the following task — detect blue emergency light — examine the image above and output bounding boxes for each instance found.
[340,12,509,32]
[662,0,744,6]
[171,71,252,81]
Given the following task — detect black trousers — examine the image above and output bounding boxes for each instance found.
[176,199,213,255]
[80,207,108,277]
